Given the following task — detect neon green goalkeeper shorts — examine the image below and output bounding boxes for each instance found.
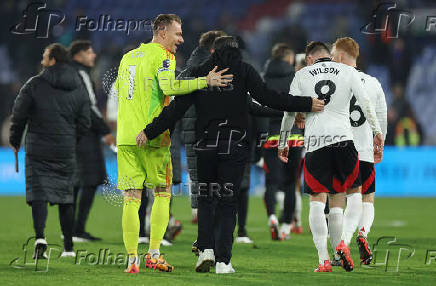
[117,145,172,190]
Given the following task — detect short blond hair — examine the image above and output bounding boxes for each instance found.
[152,14,181,35]
[333,37,359,59]
[271,43,293,59]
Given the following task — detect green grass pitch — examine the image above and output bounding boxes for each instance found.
[0,196,435,285]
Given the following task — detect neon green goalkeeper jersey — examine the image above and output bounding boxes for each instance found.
[114,42,208,147]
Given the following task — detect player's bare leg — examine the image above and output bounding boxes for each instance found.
[145,185,174,272]
[356,192,374,265]
[122,189,142,273]
[309,193,331,272]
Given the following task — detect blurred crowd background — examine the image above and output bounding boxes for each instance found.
[1,0,436,146]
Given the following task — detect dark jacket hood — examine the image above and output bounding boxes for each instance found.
[211,47,242,69]
[186,46,211,68]
[41,63,81,91]
[263,58,294,78]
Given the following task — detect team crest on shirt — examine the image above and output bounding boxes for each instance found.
[163,59,170,68]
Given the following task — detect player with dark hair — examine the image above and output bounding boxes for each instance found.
[279,41,383,272]
[9,43,90,258]
[69,39,115,242]
[113,14,233,273]
[262,42,303,241]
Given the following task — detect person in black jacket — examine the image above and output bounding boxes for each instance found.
[178,30,227,223]
[262,43,304,241]
[69,40,115,242]
[180,32,287,251]
[9,43,91,258]
[144,36,324,273]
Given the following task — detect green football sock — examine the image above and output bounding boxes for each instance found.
[149,192,171,250]
[122,196,141,258]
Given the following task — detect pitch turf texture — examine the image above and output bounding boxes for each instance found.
[0,196,435,286]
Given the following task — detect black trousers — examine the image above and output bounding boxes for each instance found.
[31,201,74,251]
[73,185,98,234]
[196,142,249,264]
[237,185,249,237]
[263,147,303,223]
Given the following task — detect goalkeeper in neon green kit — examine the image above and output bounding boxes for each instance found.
[113,14,233,273]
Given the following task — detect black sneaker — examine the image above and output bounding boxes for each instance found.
[331,257,342,266]
[165,221,183,242]
[356,233,373,265]
[33,238,48,259]
[73,232,102,242]
[192,240,199,257]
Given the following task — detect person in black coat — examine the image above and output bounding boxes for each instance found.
[261,43,304,240]
[177,30,227,222]
[9,43,91,258]
[69,40,115,241]
[144,36,324,273]
[179,32,286,251]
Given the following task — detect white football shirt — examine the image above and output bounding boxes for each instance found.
[350,71,387,162]
[280,58,382,153]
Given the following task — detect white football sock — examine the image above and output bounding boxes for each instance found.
[295,191,302,227]
[309,201,330,264]
[341,193,362,245]
[328,207,343,260]
[128,256,139,265]
[192,208,198,216]
[268,214,278,227]
[276,191,285,212]
[148,249,160,259]
[358,202,374,237]
[280,223,291,235]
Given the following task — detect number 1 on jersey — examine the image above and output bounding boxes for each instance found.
[127,65,137,100]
